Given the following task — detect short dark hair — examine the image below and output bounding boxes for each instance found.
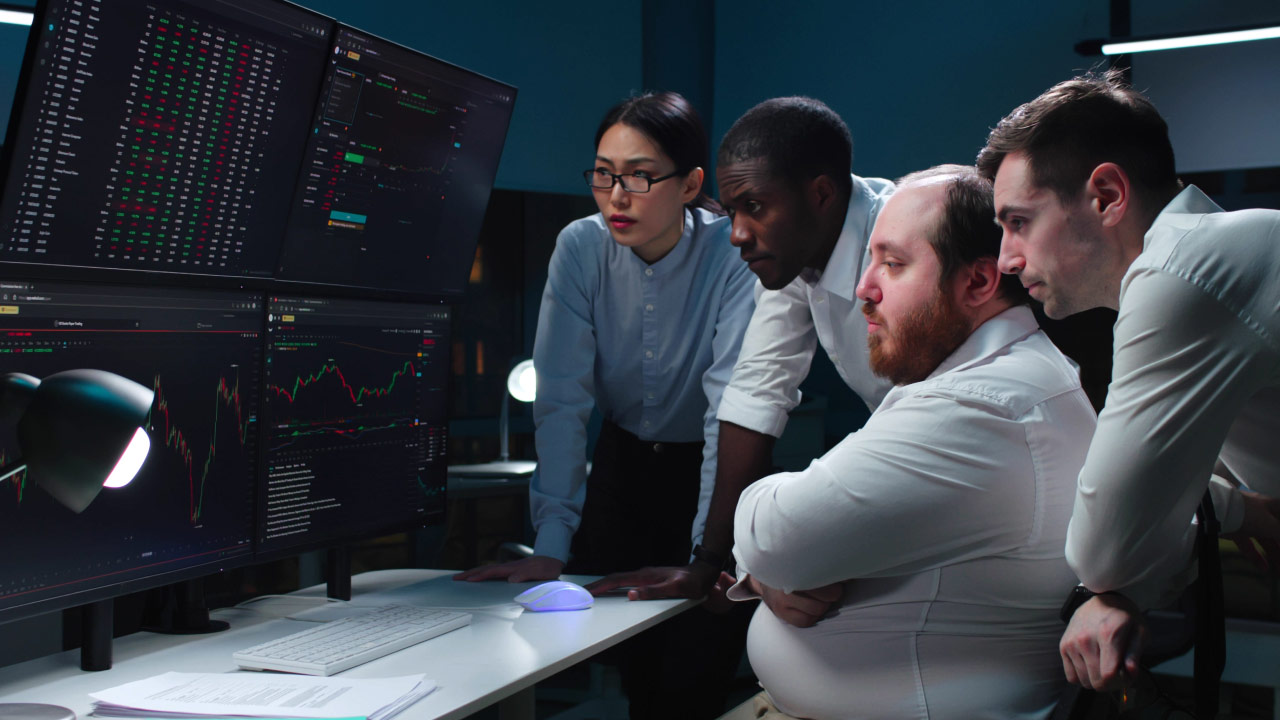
[596,91,722,214]
[976,68,1180,216]
[898,164,1029,305]
[717,96,853,198]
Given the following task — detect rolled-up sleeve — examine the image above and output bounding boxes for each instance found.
[716,279,817,438]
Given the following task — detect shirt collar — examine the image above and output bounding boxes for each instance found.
[814,174,891,300]
[629,208,696,276]
[1144,185,1223,249]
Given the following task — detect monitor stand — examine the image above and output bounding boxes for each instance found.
[73,599,113,671]
[142,578,230,635]
[327,545,351,601]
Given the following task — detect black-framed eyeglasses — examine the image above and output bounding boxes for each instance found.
[583,168,679,193]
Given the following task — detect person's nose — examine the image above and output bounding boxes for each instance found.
[997,235,1025,275]
[729,217,751,248]
[855,265,881,304]
[609,181,630,209]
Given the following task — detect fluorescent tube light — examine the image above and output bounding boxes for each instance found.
[1076,24,1280,56]
[0,8,34,26]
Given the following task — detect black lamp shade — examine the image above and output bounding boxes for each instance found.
[16,369,154,513]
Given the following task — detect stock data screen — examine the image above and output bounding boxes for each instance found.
[0,0,331,277]
[274,27,516,295]
[0,279,259,616]
[259,296,448,555]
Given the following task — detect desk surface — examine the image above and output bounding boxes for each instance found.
[0,569,696,720]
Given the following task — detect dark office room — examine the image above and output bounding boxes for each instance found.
[0,1,1278,719]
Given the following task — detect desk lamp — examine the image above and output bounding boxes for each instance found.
[449,359,537,479]
[0,370,153,513]
[498,359,536,462]
[0,370,153,719]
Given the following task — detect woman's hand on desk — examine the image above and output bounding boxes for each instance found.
[453,556,565,582]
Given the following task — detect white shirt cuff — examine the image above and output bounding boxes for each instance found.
[717,385,789,438]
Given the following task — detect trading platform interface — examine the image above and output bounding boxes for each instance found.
[0,0,331,277]
[259,296,448,555]
[0,279,259,617]
[275,27,515,295]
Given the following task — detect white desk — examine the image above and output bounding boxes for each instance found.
[0,569,696,720]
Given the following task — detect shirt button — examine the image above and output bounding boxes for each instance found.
[644,268,654,277]
[830,354,839,361]
[816,296,825,304]
[646,392,655,400]
[645,350,654,359]
[643,420,652,428]
[645,303,654,312]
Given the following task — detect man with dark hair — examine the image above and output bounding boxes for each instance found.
[980,69,1280,693]
[587,96,896,602]
[722,166,1093,719]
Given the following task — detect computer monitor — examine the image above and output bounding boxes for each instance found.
[273,26,516,297]
[256,295,449,559]
[1,0,517,299]
[0,0,333,281]
[0,279,260,624]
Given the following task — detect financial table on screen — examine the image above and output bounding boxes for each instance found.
[258,296,448,554]
[0,0,328,276]
[0,279,258,612]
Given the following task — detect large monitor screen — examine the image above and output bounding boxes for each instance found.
[0,0,515,298]
[274,26,515,296]
[257,295,449,557]
[0,0,332,279]
[0,279,260,621]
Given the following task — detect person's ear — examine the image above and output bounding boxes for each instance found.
[681,167,704,204]
[808,174,838,213]
[1086,163,1130,228]
[955,257,1002,309]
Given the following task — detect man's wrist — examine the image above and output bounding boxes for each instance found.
[1059,586,1120,624]
[691,544,729,572]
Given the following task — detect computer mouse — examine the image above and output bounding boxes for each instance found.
[514,580,594,612]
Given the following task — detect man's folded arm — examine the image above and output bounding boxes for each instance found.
[734,393,1034,593]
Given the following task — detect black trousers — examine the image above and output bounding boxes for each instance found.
[566,420,753,720]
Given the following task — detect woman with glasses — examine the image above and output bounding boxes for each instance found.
[457,91,755,718]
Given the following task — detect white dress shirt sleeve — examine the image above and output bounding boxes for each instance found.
[689,260,757,551]
[734,389,1039,593]
[716,279,817,438]
[529,230,598,562]
[1066,270,1276,606]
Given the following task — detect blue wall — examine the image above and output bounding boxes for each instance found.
[711,1,1110,182]
[0,2,35,144]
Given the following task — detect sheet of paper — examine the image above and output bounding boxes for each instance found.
[90,672,433,719]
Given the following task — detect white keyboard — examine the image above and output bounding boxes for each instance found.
[233,604,472,676]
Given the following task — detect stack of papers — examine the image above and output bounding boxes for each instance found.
[90,672,436,720]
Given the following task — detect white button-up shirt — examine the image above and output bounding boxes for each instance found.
[732,307,1096,719]
[1067,186,1280,606]
[716,175,895,437]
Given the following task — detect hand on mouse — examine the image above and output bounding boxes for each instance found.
[453,555,564,583]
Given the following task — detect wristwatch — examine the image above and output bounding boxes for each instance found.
[1059,585,1103,624]
[691,544,728,571]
